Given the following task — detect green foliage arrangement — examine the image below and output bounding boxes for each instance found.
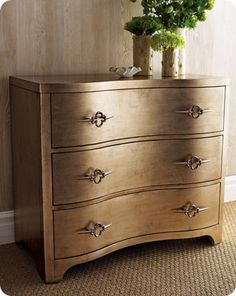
[151,30,185,51]
[140,0,215,30]
[125,0,215,51]
[124,16,163,36]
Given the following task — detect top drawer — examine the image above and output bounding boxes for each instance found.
[51,87,225,148]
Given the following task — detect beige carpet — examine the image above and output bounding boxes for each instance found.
[0,202,236,296]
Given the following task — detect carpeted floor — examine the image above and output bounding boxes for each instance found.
[0,202,236,296]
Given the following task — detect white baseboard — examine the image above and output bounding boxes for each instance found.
[0,210,15,246]
[224,175,236,202]
[0,176,236,246]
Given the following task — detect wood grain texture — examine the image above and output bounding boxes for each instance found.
[153,0,236,175]
[13,0,141,75]
[54,223,222,282]
[10,74,228,93]
[10,86,45,277]
[0,0,141,211]
[184,1,236,175]
[40,93,55,283]
[1,0,234,213]
[53,137,223,205]
[54,183,220,259]
[51,87,225,148]
[10,75,227,282]
[0,1,16,211]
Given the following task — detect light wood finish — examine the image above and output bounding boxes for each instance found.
[52,180,221,211]
[0,0,141,212]
[50,132,223,155]
[10,75,227,283]
[51,86,225,148]
[11,86,45,277]
[54,183,220,259]
[53,137,222,205]
[52,223,223,282]
[40,94,55,282]
[10,74,228,93]
[1,0,236,212]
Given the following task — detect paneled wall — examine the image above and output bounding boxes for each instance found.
[0,0,141,211]
[0,0,235,211]
[186,0,236,176]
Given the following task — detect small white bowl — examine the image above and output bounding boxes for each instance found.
[109,66,141,78]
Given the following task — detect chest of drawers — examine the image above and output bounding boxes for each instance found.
[10,74,228,283]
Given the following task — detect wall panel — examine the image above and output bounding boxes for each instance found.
[0,0,141,211]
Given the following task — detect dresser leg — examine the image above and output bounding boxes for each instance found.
[44,269,66,284]
[208,231,222,245]
[44,275,64,284]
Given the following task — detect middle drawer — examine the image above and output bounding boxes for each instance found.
[52,136,222,205]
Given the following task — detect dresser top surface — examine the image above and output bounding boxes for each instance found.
[10,74,229,93]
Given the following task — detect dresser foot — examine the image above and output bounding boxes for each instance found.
[208,232,222,245]
[44,276,64,284]
[44,270,66,284]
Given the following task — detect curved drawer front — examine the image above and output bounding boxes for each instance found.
[54,183,220,259]
[51,87,225,148]
[53,136,222,205]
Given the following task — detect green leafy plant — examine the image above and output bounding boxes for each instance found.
[151,30,185,51]
[126,0,215,51]
[124,15,163,36]
[138,0,215,30]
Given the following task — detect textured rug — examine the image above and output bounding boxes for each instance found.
[0,202,236,296]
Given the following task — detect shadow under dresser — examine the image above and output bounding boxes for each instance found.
[10,74,229,283]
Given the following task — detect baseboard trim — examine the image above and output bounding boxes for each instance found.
[0,176,236,246]
[225,175,236,202]
[0,210,15,245]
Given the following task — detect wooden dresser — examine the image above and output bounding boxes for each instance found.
[10,74,228,283]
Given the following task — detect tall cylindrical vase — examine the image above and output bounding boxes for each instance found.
[177,28,186,75]
[162,48,179,77]
[133,35,153,76]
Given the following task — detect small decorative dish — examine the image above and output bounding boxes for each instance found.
[109,66,141,78]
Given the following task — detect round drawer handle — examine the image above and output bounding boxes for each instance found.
[175,155,210,170]
[79,111,113,127]
[175,105,212,119]
[77,168,112,184]
[77,222,112,238]
[172,202,208,219]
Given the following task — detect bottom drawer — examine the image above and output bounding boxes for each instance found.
[54,184,220,259]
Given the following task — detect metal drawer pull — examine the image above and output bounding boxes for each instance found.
[172,202,208,219]
[77,168,112,184]
[175,105,212,119]
[79,111,113,127]
[175,155,210,170]
[77,222,112,238]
